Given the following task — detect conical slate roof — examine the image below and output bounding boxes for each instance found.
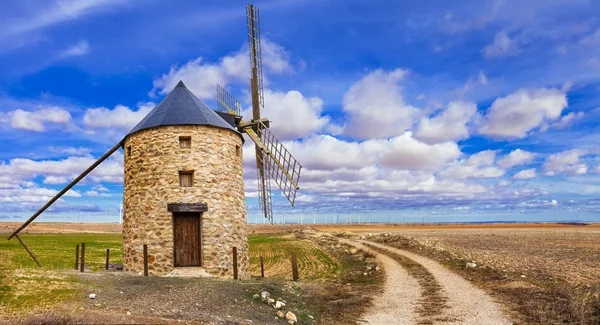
[125,81,240,138]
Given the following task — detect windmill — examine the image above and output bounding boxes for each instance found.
[216,4,302,224]
[6,4,296,274]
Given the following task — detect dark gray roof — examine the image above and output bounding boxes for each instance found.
[125,81,241,139]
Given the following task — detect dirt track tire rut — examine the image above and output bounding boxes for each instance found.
[337,237,512,325]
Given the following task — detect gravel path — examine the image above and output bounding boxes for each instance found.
[337,238,420,324]
[365,240,512,325]
[337,235,512,325]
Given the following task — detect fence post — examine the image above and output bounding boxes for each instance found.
[75,244,79,270]
[105,249,110,270]
[291,251,298,281]
[143,244,148,276]
[233,247,238,280]
[260,256,264,278]
[80,243,85,272]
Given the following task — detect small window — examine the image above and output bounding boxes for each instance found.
[179,136,191,149]
[236,145,241,157]
[127,146,131,156]
[179,171,194,187]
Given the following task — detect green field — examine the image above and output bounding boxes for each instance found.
[0,233,123,313]
[0,233,339,314]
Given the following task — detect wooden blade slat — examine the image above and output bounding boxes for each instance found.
[246,122,301,207]
[216,84,241,116]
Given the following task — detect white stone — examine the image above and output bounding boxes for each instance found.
[375,266,381,271]
[274,301,285,309]
[88,294,96,299]
[466,262,477,268]
[350,248,358,254]
[276,310,285,318]
[261,291,270,300]
[285,311,297,323]
[126,311,131,316]
[267,298,275,305]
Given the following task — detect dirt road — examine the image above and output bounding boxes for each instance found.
[338,237,512,325]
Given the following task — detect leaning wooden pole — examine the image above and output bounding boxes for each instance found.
[7,141,122,240]
[15,234,41,267]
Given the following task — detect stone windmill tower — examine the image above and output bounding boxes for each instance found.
[121,80,248,277]
[6,4,302,279]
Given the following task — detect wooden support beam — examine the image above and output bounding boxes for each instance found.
[143,244,148,276]
[233,247,238,280]
[291,251,298,281]
[105,249,110,270]
[80,243,85,272]
[7,141,123,240]
[15,234,41,267]
[75,244,79,270]
[260,256,264,278]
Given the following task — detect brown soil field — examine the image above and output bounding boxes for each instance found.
[2,221,597,235]
[0,222,122,234]
[375,226,600,285]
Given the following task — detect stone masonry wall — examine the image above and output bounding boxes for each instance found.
[122,125,249,278]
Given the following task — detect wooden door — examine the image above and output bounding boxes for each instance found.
[173,213,201,267]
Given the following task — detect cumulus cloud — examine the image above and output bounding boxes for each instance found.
[440,150,505,179]
[543,149,591,176]
[483,31,520,58]
[378,132,461,170]
[241,89,329,141]
[0,151,124,185]
[1,106,72,132]
[541,111,584,131]
[479,87,568,139]
[414,101,478,143]
[342,69,418,139]
[497,149,536,168]
[83,102,155,140]
[513,168,536,179]
[150,39,294,99]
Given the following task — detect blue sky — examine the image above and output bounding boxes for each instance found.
[1,0,600,224]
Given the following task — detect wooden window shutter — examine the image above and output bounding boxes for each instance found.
[179,136,191,149]
[179,171,193,187]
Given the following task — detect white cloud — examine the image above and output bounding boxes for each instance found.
[58,40,90,58]
[241,89,329,141]
[0,151,124,185]
[513,168,536,179]
[497,149,536,168]
[342,69,418,139]
[455,71,488,96]
[414,101,478,143]
[83,102,155,140]
[541,111,584,131]
[2,106,72,132]
[150,39,294,99]
[49,146,91,156]
[378,132,461,171]
[483,31,520,58]
[440,150,505,179]
[479,87,568,139]
[43,175,69,185]
[1,0,127,38]
[543,149,591,176]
